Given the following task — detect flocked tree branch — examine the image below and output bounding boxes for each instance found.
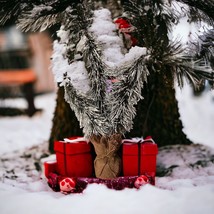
[107,55,150,135]
[175,0,214,23]
[0,0,35,24]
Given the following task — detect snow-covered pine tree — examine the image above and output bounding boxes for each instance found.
[1,0,213,178]
[122,0,214,143]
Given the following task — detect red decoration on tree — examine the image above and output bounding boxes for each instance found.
[115,18,132,30]
[114,17,138,47]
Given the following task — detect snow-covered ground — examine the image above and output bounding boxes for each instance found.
[0,93,56,155]
[0,83,214,214]
[176,83,214,149]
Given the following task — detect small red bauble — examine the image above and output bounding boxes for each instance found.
[59,177,76,193]
[134,175,149,189]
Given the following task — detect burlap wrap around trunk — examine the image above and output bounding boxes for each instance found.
[90,134,122,179]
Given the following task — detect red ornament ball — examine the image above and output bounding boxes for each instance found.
[134,175,149,189]
[59,177,76,193]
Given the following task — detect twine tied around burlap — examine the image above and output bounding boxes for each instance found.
[90,134,122,179]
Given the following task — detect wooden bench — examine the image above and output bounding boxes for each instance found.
[0,49,38,116]
[0,68,38,116]
[0,68,36,85]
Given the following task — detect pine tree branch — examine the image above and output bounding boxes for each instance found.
[0,0,81,29]
[175,0,214,22]
[17,10,65,32]
[123,0,176,57]
[59,5,111,138]
[108,55,150,134]
[196,28,214,69]
[83,35,107,106]
[165,54,214,89]
[64,81,110,138]
[0,0,36,25]
[63,3,94,64]
[67,3,107,112]
[149,39,214,89]
[63,2,93,32]
[17,1,78,32]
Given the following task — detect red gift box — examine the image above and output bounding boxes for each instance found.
[122,138,158,178]
[44,161,58,178]
[54,137,93,177]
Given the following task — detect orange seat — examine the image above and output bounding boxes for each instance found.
[0,69,36,85]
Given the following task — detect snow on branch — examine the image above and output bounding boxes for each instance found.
[57,7,151,138]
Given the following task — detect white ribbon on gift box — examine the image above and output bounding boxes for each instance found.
[63,137,89,143]
[122,137,155,144]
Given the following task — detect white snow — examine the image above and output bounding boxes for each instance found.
[0,93,56,155]
[176,82,214,148]
[122,46,147,65]
[90,9,117,36]
[0,183,214,214]
[51,28,90,94]
[89,8,125,67]
[51,40,67,83]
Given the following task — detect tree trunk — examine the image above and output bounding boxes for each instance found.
[49,87,83,153]
[126,72,192,146]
